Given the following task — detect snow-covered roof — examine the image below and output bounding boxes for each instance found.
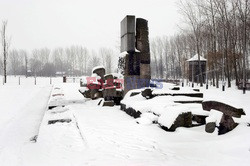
[119,51,128,58]
[92,65,105,73]
[56,71,66,75]
[187,54,207,61]
[119,50,140,58]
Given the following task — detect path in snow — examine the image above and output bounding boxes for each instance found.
[0,85,52,166]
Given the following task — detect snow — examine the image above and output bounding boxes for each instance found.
[135,116,153,125]
[136,112,158,125]
[206,109,224,126]
[91,65,105,73]
[0,77,250,166]
[121,86,205,116]
[158,110,186,128]
[0,83,52,166]
[135,48,141,52]
[111,72,124,79]
[90,73,101,82]
[153,86,201,95]
[119,51,128,58]
[79,76,88,85]
[187,54,207,61]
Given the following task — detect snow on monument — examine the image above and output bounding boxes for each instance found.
[119,15,151,95]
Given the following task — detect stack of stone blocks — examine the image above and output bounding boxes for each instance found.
[120,15,151,95]
[80,67,123,107]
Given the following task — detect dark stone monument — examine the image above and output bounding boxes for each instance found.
[121,15,136,53]
[136,18,150,64]
[120,15,151,95]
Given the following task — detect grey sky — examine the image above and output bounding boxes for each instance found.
[0,0,181,52]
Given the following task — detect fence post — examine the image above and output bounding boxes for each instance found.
[50,77,52,85]
[63,76,66,83]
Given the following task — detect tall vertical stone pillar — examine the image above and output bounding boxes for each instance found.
[121,16,140,95]
[136,18,151,87]
[120,16,151,95]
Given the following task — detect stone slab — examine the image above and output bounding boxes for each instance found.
[121,33,135,52]
[121,15,135,37]
[202,101,245,118]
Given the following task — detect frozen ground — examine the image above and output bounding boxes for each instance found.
[0,77,250,166]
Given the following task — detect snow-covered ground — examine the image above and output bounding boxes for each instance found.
[0,77,250,166]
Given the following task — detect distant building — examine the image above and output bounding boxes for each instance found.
[187,54,207,83]
[27,70,32,77]
[55,71,66,77]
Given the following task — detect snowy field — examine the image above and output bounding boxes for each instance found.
[0,76,250,166]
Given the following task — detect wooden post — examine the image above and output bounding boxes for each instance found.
[63,76,66,83]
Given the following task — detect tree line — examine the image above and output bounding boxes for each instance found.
[1,45,117,78]
[150,0,250,89]
[2,0,250,88]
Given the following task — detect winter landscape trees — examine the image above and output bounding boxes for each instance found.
[150,0,250,89]
[1,20,10,83]
[1,0,249,88]
[1,46,117,78]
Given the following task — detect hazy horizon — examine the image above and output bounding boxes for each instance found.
[0,0,181,52]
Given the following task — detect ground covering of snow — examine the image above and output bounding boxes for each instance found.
[121,83,208,127]
[206,110,224,126]
[0,77,250,166]
[0,79,53,166]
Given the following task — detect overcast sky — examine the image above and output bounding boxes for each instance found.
[0,0,181,52]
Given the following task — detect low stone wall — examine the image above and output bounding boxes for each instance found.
[202,101,245,118]
[153,93,203,98]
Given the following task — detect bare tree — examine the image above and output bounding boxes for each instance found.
[237,0,250,93]
[0,55,3,73]
[150,40,159,78]
[52,47,65,74]
[76,46,88,75]
[99,48,114,74]
[9,49,19,76]
[179,0,205,86]
[18,49,28,77]
[1,20,10,83]
[87,50,101,75]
